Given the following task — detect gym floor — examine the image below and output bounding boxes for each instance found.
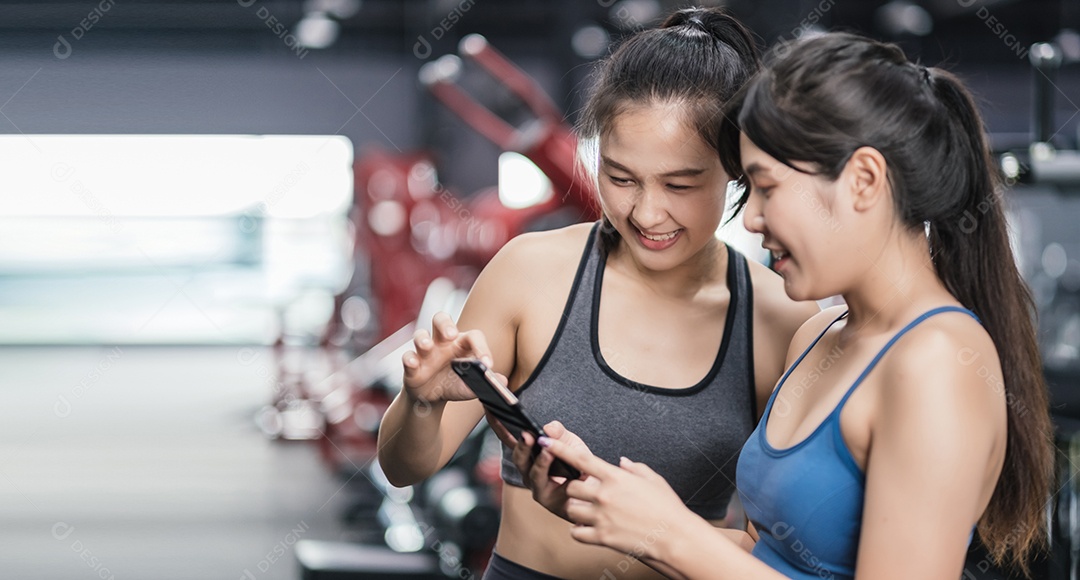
[0,346,354,579]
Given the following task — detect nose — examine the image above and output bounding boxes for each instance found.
[630,182,668,230]
[742,188,766,234]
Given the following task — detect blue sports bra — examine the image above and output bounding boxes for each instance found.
[736,306,980,579]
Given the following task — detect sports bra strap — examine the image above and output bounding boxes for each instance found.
[763,310,850,415]
[835,305,980,410]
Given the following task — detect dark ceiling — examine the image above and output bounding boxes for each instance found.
[0,0,1076,157]
[0,0,1071,63]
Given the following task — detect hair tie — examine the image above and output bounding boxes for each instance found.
[919,64,932,85]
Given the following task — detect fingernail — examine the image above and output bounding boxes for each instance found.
[537,436,552,448]
[482,356,494,367]
[620,456,631,465]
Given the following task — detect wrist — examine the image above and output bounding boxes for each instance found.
[401,387,447,411]
[653,509,709,566]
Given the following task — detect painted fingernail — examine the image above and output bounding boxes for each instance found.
[537,436,552,448]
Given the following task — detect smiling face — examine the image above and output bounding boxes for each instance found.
[740,133,858,301]
[597,102,729,273]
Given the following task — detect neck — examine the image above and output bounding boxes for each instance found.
[610,237,726,298]
[838,229,954,339]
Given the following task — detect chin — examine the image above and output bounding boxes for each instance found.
[781,279,821,303]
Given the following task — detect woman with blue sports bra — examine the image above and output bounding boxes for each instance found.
[533,32,1055,579]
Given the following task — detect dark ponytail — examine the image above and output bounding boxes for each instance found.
[927,70,1053,573]
[576,7,761,248]
[721,32,1053,574]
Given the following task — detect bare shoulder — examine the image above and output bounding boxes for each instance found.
[878,310,1004,430]
[467,222,595,311]
[492,222,595,273]
[745,259,819,343]
[779,305,848,365]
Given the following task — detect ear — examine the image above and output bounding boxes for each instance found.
[843,146,889,213]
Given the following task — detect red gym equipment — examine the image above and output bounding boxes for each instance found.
[285,34,598,579]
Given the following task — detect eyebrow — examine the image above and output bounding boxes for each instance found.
[743,162,767,178]
[601,156,707,178]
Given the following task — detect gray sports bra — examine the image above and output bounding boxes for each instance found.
[500,222,756,519]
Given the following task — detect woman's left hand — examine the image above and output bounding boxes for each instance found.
[487,416,590,521]
[540,436,691,559]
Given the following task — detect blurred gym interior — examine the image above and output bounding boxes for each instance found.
[1,0,1079,578]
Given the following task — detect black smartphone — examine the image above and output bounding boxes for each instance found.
[451,358,581,480]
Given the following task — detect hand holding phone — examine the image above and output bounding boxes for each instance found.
[402,314,494,404]
[451,358,581,480]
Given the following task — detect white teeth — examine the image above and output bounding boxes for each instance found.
[772,250,788,261]
[640,229,679,242]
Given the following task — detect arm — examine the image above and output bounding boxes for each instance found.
[633,526,754,580]
[852,319,1005,579]
[651,518,782,579]
[376,235,530,486]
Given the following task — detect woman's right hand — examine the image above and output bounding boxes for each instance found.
[401,311,495,405]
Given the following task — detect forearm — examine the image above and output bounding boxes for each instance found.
[654,517,785,579]
[376,391,448,486]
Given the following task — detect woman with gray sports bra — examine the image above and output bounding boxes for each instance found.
[375,7,817,580]
[539,32,1055,580]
